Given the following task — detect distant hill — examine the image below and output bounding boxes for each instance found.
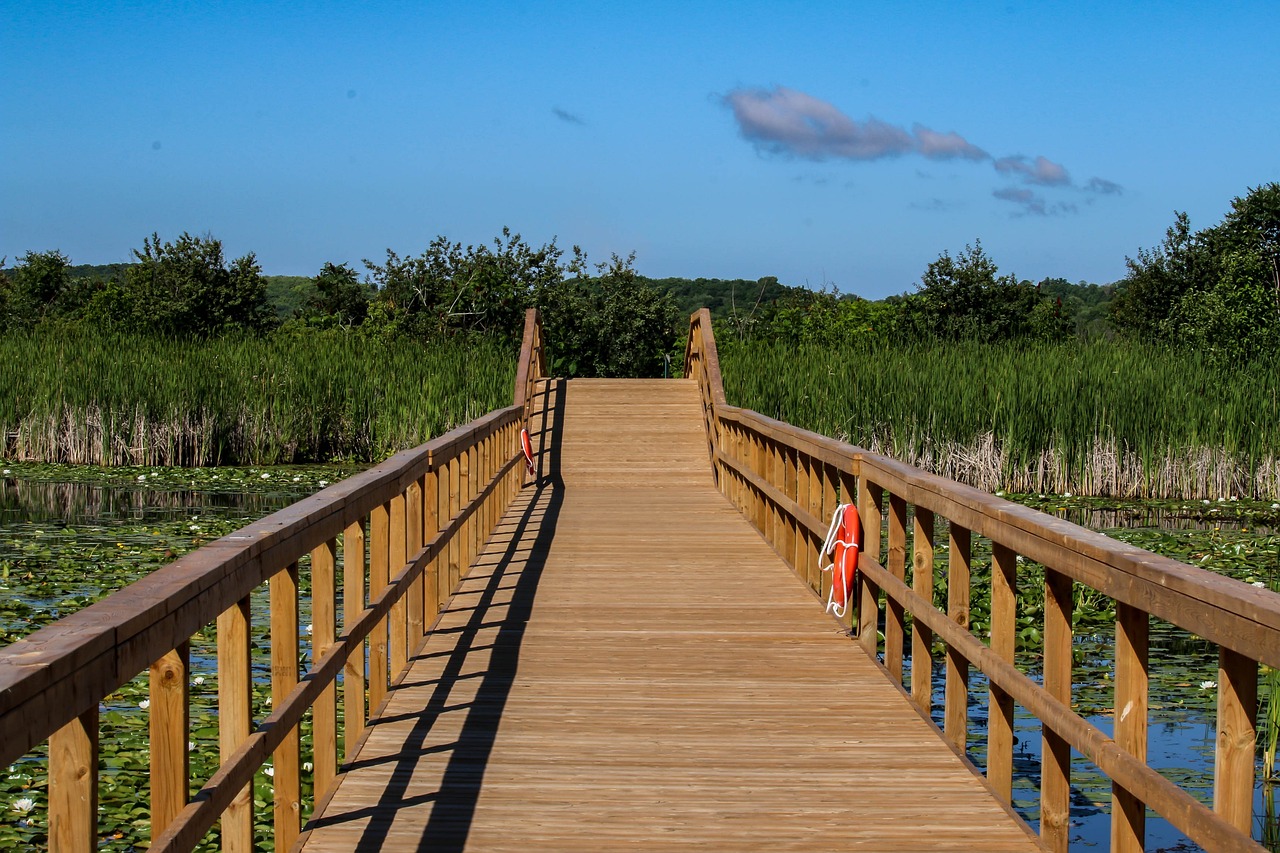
[641,276,793,322]
[264,276,315,319]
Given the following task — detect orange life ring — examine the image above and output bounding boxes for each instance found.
[520,428,535,475]
[821,504,862,618]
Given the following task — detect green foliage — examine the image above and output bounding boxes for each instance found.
[299,262,371,328]
[904,241,1070,341]
[265,275,317,319]
[1113,183,1280,361]
[721,337,1280,498]
[642,275,791,324]
[117,233,277,336]
[3,250,77,325]
[364,228,563,340]
[0,328,514,465]
[539,252,680,377]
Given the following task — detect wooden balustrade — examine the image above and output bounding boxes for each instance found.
[0,310,547,851]
[685,307,1276,853]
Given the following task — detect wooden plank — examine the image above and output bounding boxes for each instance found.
[149,643,189,839]
[49,707,97,852]
[858,482,883,653]
[217,596,253,852]
[1042,569,1073,852]
[311,538,338,798]
[911,508,934,714]
[945,524,971,751]
[271,562,301,848]
[1112,602,1148,853]
[407,478,425,654]
[369,502,390,711]
[885,494,907,684]
[988,543,1017,803]
[389,491,408,677]
[342,520,366,754]
[302,378,1038,853]
[1215,647,1258,832]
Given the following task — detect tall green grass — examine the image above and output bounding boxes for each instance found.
[0,329,514,466]
[721,338,1280,499]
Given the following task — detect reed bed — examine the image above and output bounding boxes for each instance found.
[721,338,1280,500]
[0,329,514,466]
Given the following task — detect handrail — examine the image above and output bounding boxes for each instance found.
[513,307,546,424]
[0,312,548,850]
[684,309,1271,853]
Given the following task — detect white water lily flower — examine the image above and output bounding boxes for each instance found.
[1063,492,1072,498]
[318,480,328,487]
[995,490,1004,496]
[1202,500,1211,505]
[1200,680,1217,690]
[264,766,274,777]
[302,762,313,772]
[139,699,150,710]
[292,476,302,482]
[137,474,147,481]
[260,473,270,479]
[192,676,205,686]
[188,741,196,751]
[1272,503,1280,510]
[1254,581,1268,588]
[12,797,35,813]
[304,624,313,635]
[2,469,10,475]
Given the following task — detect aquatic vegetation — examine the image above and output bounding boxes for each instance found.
[0,329,515,466]
[722,338,1280,499]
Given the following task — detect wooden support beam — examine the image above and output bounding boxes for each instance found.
[149,642,190,840]
[270,562,301,848]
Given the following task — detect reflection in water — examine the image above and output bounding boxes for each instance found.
[0,477,299,525]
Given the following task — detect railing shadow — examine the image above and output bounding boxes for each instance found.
[307,378,566,851]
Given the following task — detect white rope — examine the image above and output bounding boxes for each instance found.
[820,504,858,618]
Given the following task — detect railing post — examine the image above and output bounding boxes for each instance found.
[389,491,409,677]
[1043,568,1074,852]
[369,502,390,711]
[885,494,908,684]
[407,477,425,652]
[944,523,971,750]
[311,538,339,796]
[857,481,883,652]
[343,520,367,755]
[807,460,824,593]
[217,595,253,852]
[988,543,1017,803]
[149,643,190,840]
[270,561,301,847]
[49,707,98,852]
[1111,601,1148,852]
[1215,647,1258,833]
[911,508,934,713]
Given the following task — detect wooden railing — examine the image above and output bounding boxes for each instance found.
[0,309,547,851]
[685,307,1278,853]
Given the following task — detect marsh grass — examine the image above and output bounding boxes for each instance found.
[722,338,1280,499]
[0,329,514,466]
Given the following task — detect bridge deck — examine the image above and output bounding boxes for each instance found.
[300,379,1041,851]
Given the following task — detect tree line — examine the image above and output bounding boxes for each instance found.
[3,182,1277,372]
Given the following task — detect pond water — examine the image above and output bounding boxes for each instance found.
[2,465,1280,849]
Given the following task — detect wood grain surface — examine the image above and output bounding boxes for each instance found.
[300,379,1041,852]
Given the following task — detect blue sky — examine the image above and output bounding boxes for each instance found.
[3,1,1278,298]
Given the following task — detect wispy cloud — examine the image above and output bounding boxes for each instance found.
[1086,176,1123,195]
[723,86,985,162]
[552,107,584,125]
[992,187,1076,217]
[722,85,1120,215]
[993,155,1070,186]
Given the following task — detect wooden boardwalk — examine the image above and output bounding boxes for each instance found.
[300,379,1042,852]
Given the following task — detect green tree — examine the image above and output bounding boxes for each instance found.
[906,241,1067,341]
[538,251,680,377]
[1112,183,1280,358]
[120,233,275,336]
[364,228,563,340]
[5,250,72,324]
[303,262,371,328]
